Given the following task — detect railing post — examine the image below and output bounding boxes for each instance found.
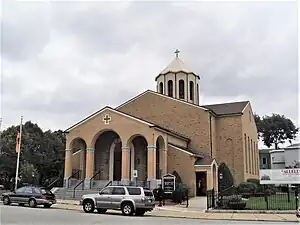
[296,188,299,211]
[212,188,215,208]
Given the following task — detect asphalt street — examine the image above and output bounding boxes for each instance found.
[0,204,298,225]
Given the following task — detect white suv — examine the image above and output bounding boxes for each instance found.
[80,186,155,216]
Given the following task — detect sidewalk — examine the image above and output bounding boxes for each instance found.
[54,199,300,222]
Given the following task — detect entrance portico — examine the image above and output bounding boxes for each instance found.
[64,106,171,189]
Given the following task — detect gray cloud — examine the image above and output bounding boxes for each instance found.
[1,1,298,138]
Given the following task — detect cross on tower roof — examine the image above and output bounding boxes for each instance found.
[174,49,180,58]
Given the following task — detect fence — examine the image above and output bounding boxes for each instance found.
[207,186,299,211]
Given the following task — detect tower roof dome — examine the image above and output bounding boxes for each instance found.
[155,49,199,81]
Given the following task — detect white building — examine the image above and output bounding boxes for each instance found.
[259,143,300,169]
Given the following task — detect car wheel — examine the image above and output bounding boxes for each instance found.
[135,209,146,216]
[44,204,51,208]
[2,196,10,205]
[83,200,95,213]
[96,208,107,214]
[121,202,134,216]
[29,199,37,208]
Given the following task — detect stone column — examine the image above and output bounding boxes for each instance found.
[161,149,168,176]
[147,146,156,189]
[79,150,85,179]
[84,148,95,189]
[121,147,130,184]
[64,149,72,187]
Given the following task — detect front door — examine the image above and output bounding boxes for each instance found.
[96,186,113,208]
[196,172,207,196]
[110,187,125,209]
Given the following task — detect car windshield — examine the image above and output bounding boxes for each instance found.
[41,188,52,195]
[144,190,153,197]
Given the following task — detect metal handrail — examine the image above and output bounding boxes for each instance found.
[89,170,101,189]
[104,180,112,187]
[67,170,80,188]
[47,177,60,189]
[73,179,84,198]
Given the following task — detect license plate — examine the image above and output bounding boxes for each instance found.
[148,199,152,203]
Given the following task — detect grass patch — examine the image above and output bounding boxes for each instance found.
[246,193,297,210]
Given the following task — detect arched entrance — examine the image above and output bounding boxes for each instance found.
[128,135,148,182]
[94,130,122,181]
[70,138,87,180]
[156,136,165,179]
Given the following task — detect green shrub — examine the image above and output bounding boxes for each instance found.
[218,163,234,192]
[237,182,257,198]
[228,201,247,210]
[172,182,188,203]
[218,195,243,208]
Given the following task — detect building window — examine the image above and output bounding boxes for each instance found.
[189,81,194,100]
[249,111,252,122]
[167,80,173,97]
[179,79,185,99]
[248,137,250,173]
[159,82,163,94]
[244,134,248,173]
[262,157,266,165]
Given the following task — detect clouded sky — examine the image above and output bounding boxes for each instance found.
[1,1,298,145]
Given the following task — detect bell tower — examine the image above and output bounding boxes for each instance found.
[155,49,200,105]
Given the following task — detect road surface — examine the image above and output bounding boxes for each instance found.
[0,204,298,225]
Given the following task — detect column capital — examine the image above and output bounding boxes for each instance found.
[122,147,130,152]
[147,146,156,150]
[86,148,95,152]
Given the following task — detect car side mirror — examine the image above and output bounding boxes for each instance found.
[99,192,102,195]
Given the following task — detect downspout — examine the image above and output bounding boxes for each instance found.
[209,112,213,158]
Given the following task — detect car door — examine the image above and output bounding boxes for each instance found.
[12,187,27,203]
[110,187,125,209]
[95,187,113,209]
[22,187,34,203]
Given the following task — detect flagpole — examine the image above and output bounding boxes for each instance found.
[15,116,23,191]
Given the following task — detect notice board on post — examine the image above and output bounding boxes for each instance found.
[162,174,176,194]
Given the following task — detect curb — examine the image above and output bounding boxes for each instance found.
[52,204,299,223]
[206,209,296,215]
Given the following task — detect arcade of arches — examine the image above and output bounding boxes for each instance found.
[64,108,219,196]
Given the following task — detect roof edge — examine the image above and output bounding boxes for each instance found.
[64,106,155,132]
[151,126,190,142]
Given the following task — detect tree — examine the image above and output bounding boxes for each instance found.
[254,113,298,149]
[0,121,65,188]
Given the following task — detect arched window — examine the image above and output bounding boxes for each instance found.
[159,82,163,94]
[179,79,185,99]
[189,81,194,100]
[167,80,173,97]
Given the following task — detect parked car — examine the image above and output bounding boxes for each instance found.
[80,186,155,216]
[1,185,56,208]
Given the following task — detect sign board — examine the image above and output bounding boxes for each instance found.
[132,170,138,178]
[260,169,300,184]
[162,174,176,193]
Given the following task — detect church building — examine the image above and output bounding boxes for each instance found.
[63,52,259,196]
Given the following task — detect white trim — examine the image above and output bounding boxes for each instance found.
[65,107,154,132]
[194,164,211,167]
[241,101,250,113]
[269,149,285,153]
[168,143,195,156]
[116,90,209,112]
